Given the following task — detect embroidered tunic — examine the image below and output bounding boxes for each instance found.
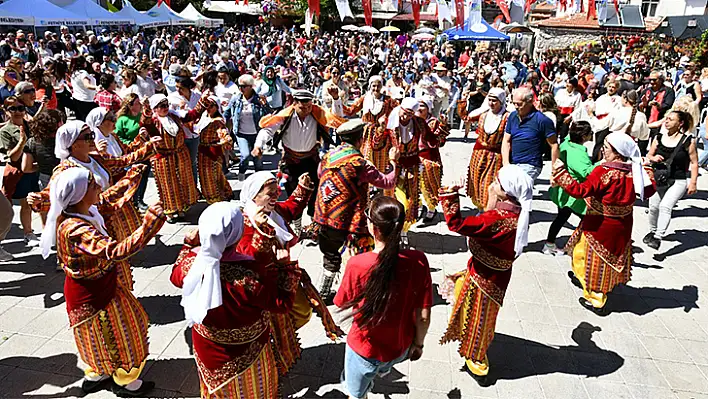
[197,117,234,204]
[466,111,509,209]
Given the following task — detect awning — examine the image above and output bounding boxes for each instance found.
[178,3,224,26]
[62,0,134,26]
[206,1,263,15]
[145,3,195,25]
[443,20,510,42]
[0,8,34,26]
[113,1,169,28]
[0,0,88,26]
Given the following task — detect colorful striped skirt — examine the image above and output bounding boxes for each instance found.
[72,285,149,379]
[420,158,442,211]
[466,148,502,210]
[105,203,142,291]
[152,146,199,216]
[198,150,233,204]
[440,271,500,364]
[198,344,279,399]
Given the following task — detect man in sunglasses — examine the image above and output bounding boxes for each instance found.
[14,81,41,117]
[639,71,675,142]
[253,89,345,237]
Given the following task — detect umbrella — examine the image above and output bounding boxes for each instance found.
[300,24,320,29]
[358,26,379,34]
[381,26,401,32]
[415,27,436,34]
[412,32,435,41]
[342,24,359,31]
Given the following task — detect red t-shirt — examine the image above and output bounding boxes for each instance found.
[334,249,432,362]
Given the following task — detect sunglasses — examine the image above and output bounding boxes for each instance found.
[78,132,95,141]
[238,84,250,88]
[156,102,169,109]
[7,105,25,112]
[295,99,312,104]
[22,88,35,94]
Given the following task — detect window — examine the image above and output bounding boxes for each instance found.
[641,0,660,17]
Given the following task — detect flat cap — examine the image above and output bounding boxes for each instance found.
[336,118,366,137]
[292,89,314,101]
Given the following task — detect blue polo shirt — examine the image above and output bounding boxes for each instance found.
[505,109,556,168]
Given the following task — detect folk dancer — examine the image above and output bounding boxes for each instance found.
[330,76,398,182]
[252,89,345,237]
[237,171,344,373]
[171,203,300,398]
[40,168,165,397]
[439,165,533,385]
[552,132,656,315]
[385,97,437,244]
[416,95,450,222]
[194,96,234,203]
[464,88,511,210]
[313,119,400,298]
[27,121,159,289]
[142,93,207,223]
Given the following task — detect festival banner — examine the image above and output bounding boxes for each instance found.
[362,0,373,26]
[454,0,465,28]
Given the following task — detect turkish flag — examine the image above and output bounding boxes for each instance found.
[308,0,320,16]
[363,0,373,26]
[412,0,421,28]
[455,0,465,28]
[587,0,597,19]
[524,0,535,14]
[496,0,511,23]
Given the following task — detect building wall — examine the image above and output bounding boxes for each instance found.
[626,0,707,17]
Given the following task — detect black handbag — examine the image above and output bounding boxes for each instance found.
[652,135,687,187]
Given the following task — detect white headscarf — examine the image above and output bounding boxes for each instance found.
[150,93,181,137]
[86,107,123,158]
[40,168,107,259]
[194,96,222,135]
[54,120,86,160]
[386,97,420,130]
[181,202,245,326]
[606,132,650,201]
[418,95,434,114]
[363,76,384,116]
[497,164,534,258]
[469,87,508,120]
[239,171,294,246]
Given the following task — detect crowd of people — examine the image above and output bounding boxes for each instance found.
[0,22,704,398]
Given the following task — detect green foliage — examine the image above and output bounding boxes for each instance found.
[694,30,708,69]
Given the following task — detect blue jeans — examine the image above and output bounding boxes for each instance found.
[236,135,262,174]
[516,163,542,183]
[342,344,409,399]
[698,134,708,166]
[184,137,199,187]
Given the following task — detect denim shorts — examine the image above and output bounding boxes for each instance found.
[342,343,409,399]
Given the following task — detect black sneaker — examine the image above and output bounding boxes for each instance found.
[111,380,155,398]
[647,236,661,250]
[578,297,610,317]
[642,232,654,245]
[81,378,110,394]
[462,363,491,387]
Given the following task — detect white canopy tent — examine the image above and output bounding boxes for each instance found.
[61,0,134,26]
[114,1,169,28]
[0,8,35,26]
[145,3,195,26]
[0,0,88,26]
[206,1,263,15]
[178,4,223,27]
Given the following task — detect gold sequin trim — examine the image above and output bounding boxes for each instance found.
[195,340,266,394]
[468,238,513,271]
[193,313,269,345]
[221,265,260,293]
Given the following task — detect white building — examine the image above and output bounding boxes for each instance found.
[556,0,707,18]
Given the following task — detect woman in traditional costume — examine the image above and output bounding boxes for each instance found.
[40,168,165,397]
[439,164,533,385]
[415,95,450,222]
[331,76,398,175]
[87,107,145,162]
[141,93,206,223]
[552,132,656,315]
[27,121,159,288]
[171,202,300,399]
[236,171,343,373]
[464,88,510,210]
[194,96,233,204]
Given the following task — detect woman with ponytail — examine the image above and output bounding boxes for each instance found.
[608,90,649,155]
[335,196,432,399]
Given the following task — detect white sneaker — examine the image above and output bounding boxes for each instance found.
[24,233,40,247]
[542,243,564,256]
[0,246,13,262]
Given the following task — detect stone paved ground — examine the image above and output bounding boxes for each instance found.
[1,127,708,399]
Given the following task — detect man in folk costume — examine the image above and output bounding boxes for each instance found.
[314,119,400,298]
[552,132,656,315]
[330,76,399,177]
[141,93,207,223]
[386,97,437,245]
[416,95,450,223]
[252,89,345,236]
[438,165,534,386]
[40,168,166,397]
[171,203,301,399]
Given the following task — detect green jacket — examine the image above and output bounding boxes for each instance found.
[549,138,595,215]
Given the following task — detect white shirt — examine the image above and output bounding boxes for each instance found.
[215,81,238,107]
[136,75,156,99]
[256,113,318,152]
[120,84,141,99]
[609,106,649,141]
[168,90,201,139]
[71,71,96,102]
[239,101,257,135]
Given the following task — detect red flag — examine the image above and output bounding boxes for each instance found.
[308,0,320,16]
[496,0,510,22]
[587,0,596,19]
[559,0,566,12]
[613,0,619,12]
[455,0,465,28]
[243,0,248,5]
[412,0,421,28]
[524,0,535,14]
[362,0,372,26]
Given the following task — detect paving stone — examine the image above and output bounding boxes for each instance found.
[654,360,708,393]
[408,359,453,392]
[639,336,692,363]
[617,358,670,388]
[625,384,679,399]
[537,374,589,399]
[582,380,633,399]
